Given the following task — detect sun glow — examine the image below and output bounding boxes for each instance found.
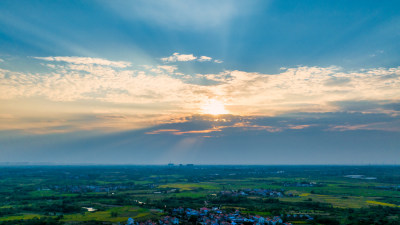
[201,99,229,115]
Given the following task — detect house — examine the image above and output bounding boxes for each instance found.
[127,218,134,225]
[171,217,179,224]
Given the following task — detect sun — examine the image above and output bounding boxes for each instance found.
[201,99,229,115]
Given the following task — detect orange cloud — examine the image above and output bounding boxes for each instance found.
[145,129,181,134]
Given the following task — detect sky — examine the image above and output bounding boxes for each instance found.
[0,0,400,165]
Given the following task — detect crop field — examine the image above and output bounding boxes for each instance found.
[158,182,221,191]
[0,214,43,222]
[62,206,161,223]
[0,165,400,224]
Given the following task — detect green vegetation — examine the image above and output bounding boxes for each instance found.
[0,165,399,224]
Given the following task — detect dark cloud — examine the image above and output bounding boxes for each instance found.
[331,100,400,114]
[1,112,399,165]
[383,102,400,111]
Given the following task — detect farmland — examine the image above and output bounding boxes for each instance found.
[0,165,399,224]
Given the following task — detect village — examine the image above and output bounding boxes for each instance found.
[219,189,288,198]
[119,207,308,225]
[38,184,135,193]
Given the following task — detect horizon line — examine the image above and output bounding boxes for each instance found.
[0,162,399,166]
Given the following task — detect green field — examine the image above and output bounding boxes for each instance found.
[1,165,400,224]
[62,206,162,223]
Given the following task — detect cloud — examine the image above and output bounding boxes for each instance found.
[0,64,207,104]
[157,65,178,73]
[329,121,400,132]
[229,122,282,132]
[161,53,222,63]
[198,56,212,62]
[142,65,179,75]
[2,112,399,164]
[145,129,181,135]
[2,62,400,116]
[161,53,197,62]
[1,56,400,133]
[204,66,400,115]
[324,77,351,86]
[288,124,312,130]
[34,56,131,68]
[144,112,400,138]
[173,127,222,135]
[145,119,301,136]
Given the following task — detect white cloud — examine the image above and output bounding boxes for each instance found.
[34,56,131,68]
[157,65,178,73]
[0,61,209,105]
[198,56,212,62]
[161,53,221,63]
[2,62,400,115]
[1,57,400,132]
[161,53,197,62]
[201,66,400,115]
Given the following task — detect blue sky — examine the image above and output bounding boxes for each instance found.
[0,1,400,164]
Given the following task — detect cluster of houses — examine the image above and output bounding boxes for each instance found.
[172,207,292,225]
[285,214,313,220]
[122,207,293,225]
[371,185,400,191]
[153,188,179,194]
[219,189,286,198]
[282,182,323,187]
[38,184,134,193]
[368,185,400,191]
[125,218,157,225]
[344,175,377,180]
